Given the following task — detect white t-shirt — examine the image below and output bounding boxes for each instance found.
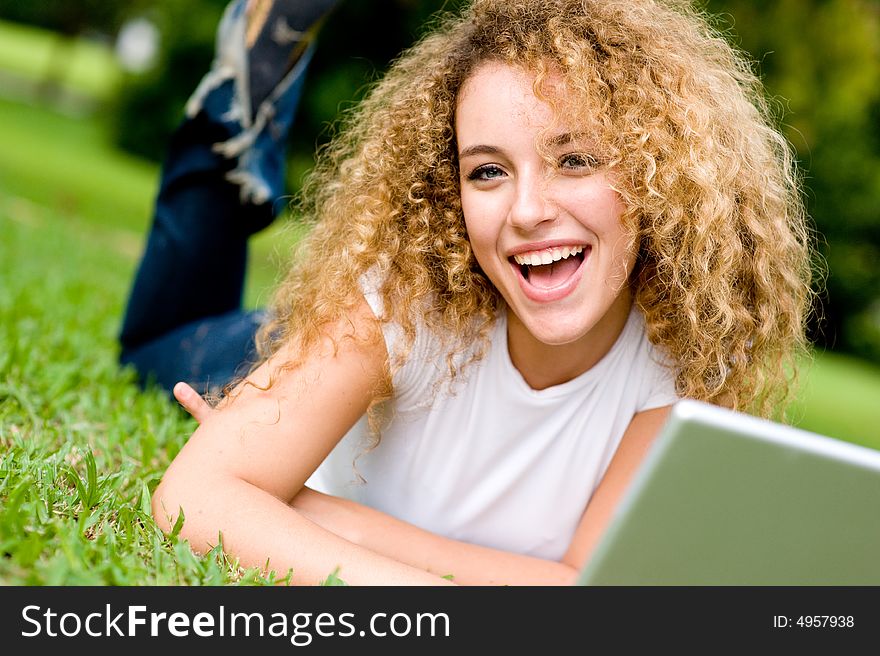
[307,289,679,561]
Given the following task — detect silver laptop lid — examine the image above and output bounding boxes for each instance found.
[577,400,880,585]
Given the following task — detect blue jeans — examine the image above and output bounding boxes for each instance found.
[119,41,314,395]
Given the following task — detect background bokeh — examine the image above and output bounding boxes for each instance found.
[4,0,878,360]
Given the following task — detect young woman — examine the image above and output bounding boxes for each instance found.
[144,0,814,585]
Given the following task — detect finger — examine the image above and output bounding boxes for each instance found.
[172,381,213,424]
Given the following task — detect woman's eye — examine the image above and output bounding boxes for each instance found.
[559,153,598,172]
[467,164,506,181]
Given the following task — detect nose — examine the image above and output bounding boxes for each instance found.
[508,172,555,231]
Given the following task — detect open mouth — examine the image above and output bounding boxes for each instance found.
[510,245,589,290]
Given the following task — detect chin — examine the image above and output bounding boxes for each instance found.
[516,312,599,346]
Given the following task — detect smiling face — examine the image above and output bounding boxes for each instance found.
[456,61,636,383]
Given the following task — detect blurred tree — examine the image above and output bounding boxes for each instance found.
[0,0,133,100]
[705,0,880,361]
[109,0,229,162]
[0,0,125,36]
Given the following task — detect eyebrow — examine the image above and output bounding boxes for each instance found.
[457,144,502,159]
[458,133,591,159]
[546,132,589,147]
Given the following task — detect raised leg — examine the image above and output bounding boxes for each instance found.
[119,0,339,395]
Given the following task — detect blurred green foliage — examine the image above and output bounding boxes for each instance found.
[0,0,126,36]
[109,0,229,161]
[705,0,880,362]
[2,0,879,364]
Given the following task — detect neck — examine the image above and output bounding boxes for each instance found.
[506,296,633,391]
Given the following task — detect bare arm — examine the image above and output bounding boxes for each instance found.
[152,297,453,586]
[290,488,577,585]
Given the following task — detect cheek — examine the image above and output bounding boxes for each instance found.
[464,225,494,275]
[462,200,498,265]
[585,188,636,280]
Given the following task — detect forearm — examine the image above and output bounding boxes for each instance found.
[152,474,454,586]
[292,489,579,586]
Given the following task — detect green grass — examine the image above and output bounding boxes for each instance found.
[0,95,307,585]
[2,211,263,585]
[1,43,879,585]
[0,208,326,586]
[0,96,156,233]
[791,353,880,449]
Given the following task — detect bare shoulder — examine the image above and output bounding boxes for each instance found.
[215,292,388,415]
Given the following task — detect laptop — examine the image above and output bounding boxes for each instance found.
[576,399,880,585]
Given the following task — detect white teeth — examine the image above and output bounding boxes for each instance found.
[513,245,585,266]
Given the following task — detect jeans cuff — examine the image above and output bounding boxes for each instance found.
[182,0,313,206]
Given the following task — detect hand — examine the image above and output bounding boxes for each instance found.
[172,382,214,424]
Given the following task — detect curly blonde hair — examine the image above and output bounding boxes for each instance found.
[258,0,814,419]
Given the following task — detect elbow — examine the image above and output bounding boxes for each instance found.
[561,564,581,586]
[151,465,238,554]
[547,563,581,586]
[554,556,585,586]
[151,475,182,536]
[151,466,206,541]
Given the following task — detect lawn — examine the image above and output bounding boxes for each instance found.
[0,96,305,585]
[1,34,879,585]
